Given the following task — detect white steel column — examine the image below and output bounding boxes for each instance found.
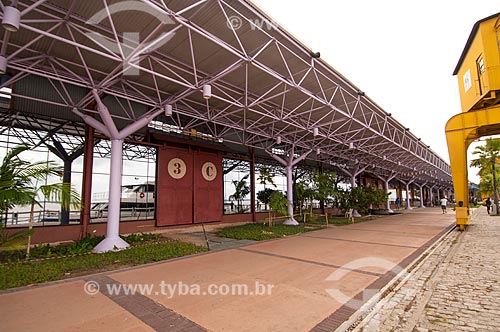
[429,185,436,207]
[73,90,165,253]
[406,183,412,210]
[105,139,125,241]
[285,164,294,222]
[399,178,415,210]
[268,146,312,225]
[376,172,397,213]
[416,182,427,208]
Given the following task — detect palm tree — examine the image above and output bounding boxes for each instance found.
[471,138,500,214]
[478,173,500,196]
[229,174,250,213]
[0,145,42,213]
[0,145,81,254]
[257,166,276,188]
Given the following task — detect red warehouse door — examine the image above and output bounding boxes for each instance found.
[193,152,223,223]
[156,147,193,226]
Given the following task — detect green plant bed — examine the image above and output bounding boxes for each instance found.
[327,216,356,225]
[301,214,328,225]
[0,240,205,290]
[326,215,381,226]
[216,223,318,241]
[0,233,163,263]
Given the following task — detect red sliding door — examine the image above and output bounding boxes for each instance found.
[156,147,222,226]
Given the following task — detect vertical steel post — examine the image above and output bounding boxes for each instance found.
[80,123,94,238]
[285,164,294,223]
[249,147,256,223]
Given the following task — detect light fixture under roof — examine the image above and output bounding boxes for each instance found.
[164,104,173,116]
[0,55,7,75]
[2,6,21,32]
[313,127,319,137]
[202,84,211,99]
[349,142,354,149]
[276,136,281,144]
[316,148,320,155]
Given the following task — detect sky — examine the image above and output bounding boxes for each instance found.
[250,0,499,182]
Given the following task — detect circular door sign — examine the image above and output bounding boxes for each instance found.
[168,158,187,179]
[202,162,217,181]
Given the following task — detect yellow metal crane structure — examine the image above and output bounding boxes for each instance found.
[447,13,500,230]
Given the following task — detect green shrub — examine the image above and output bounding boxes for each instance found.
[121,233,160,245]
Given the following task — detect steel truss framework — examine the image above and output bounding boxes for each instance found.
[0,110,157,160]
[0,0,452,191]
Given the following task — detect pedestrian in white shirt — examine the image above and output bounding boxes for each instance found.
[440,197,448,214]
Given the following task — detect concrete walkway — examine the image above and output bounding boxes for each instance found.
[0,208,454,332]
[347,206,500,332]
[158,222,258,251]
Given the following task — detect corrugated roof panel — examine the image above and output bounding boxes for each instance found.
[13,76,85,122]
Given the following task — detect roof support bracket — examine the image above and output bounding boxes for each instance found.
[267,146,312,225]
[71,90,166,253]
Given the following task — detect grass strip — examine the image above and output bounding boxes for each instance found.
[218,215,383,241]
[0,241,205,290]
[216,223,320,241]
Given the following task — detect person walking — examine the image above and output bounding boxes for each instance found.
[486,197,491,214]
[440,197,448,214]
[395,197,401,210]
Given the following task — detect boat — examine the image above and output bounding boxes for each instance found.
[91,182,156,220]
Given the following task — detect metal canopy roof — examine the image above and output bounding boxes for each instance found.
[0,0,452,187]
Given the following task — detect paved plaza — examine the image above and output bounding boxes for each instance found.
[1,206,498,332]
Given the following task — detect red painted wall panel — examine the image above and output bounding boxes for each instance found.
[193,152,223,223]
[156,147,193,226]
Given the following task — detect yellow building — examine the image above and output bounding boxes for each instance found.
[446,12,500,230]
[453,13,500,112]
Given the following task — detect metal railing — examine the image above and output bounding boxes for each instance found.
[2,206,155,228]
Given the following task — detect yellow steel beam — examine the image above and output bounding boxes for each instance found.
[445,105,500,230]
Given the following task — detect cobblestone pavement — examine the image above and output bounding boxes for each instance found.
[347,207,500,332]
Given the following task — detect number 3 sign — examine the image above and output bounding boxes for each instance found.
[168,158,187,179]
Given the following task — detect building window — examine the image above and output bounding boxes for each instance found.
[477,56,485,74]
[476,56,485,95]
